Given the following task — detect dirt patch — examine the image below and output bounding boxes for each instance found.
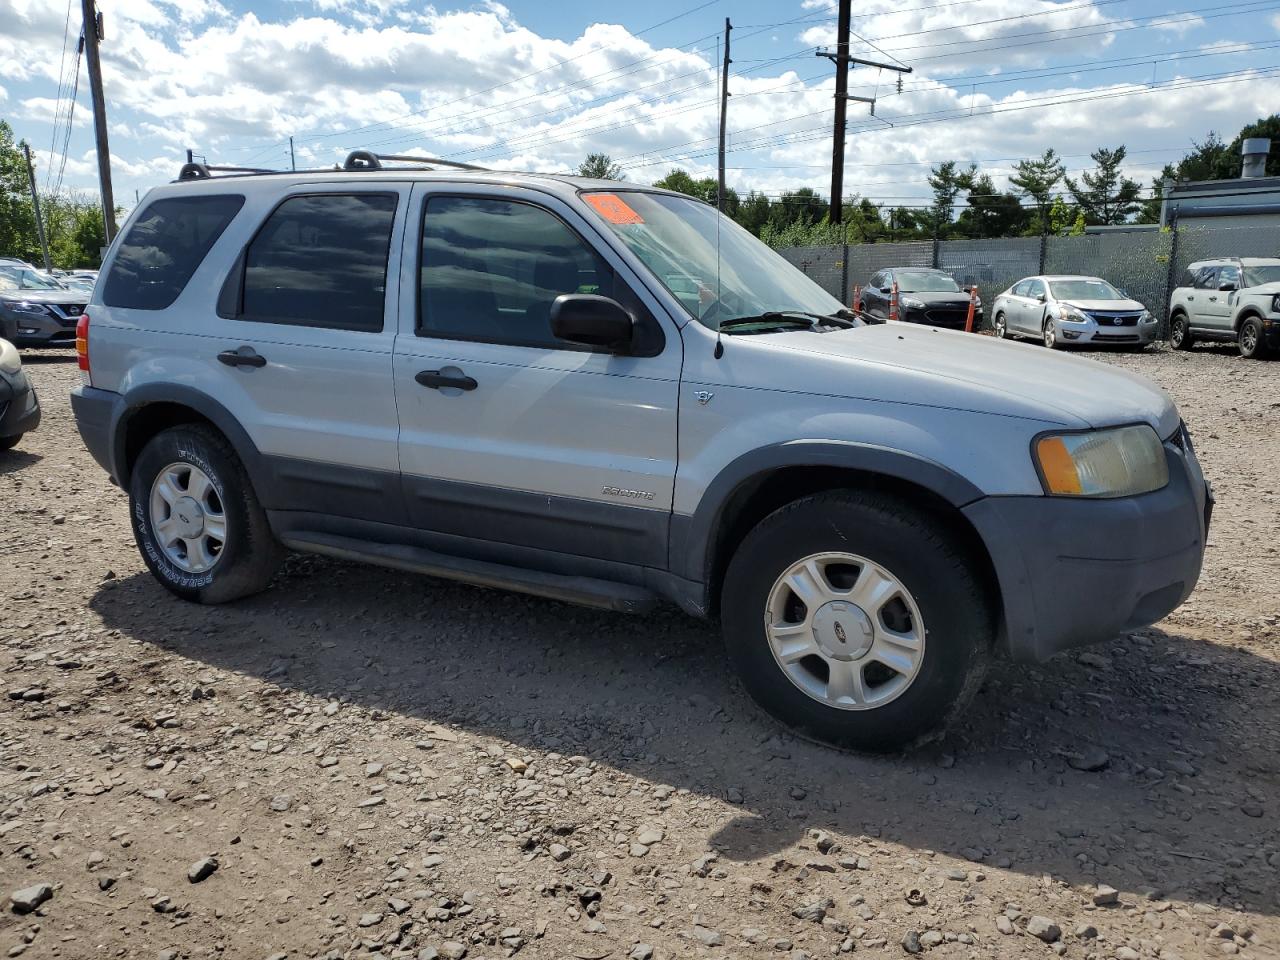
[2,345,1277,960]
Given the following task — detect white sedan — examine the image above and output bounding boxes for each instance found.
[991,275,1158,349]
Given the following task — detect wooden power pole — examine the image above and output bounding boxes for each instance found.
[20,143,53,272]
[716,18,731,212]
[81,0,117,244]
[816,0,911,224]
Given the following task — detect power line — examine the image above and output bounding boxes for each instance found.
[44,0,76,193]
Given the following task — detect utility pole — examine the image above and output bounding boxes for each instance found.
[289,136,296,171]
[81,0,117,243]
[186,148,193,164]
[20,143,53,272]
[716,18,731,212]
[816,0,911,224]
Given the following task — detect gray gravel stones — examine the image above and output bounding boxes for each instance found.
[1067,747,1111,771]
[1027,916,1061,942]
[9,884,52,914]
[691,925,723,946]
[187,856,218,883]
[1093,884,1120,906]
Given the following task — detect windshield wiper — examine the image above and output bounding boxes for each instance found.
[718,310,856,333]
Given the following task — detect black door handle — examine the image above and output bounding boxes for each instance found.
[218,347,266,368]
[416,369,477,391]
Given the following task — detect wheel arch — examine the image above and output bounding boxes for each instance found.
[672,443,999,622]
[1233,307,1265,331]
[113,384,266,492]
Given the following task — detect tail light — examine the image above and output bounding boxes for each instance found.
[76,313,90,382]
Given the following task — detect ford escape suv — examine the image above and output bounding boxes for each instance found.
[1168,257,1280,359]
[71,153,1212,751]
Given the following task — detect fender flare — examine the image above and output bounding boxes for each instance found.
[668,440,985,584]
[111,383,267,491]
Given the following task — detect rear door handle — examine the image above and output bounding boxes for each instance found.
[217,346,266,368]
[416,369,477,391]
[1207,296,1218,302]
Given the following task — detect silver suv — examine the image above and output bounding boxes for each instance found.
[1169,257,1280,359]
[70,152,1212,751]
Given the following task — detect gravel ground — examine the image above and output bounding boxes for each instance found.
[1,345,1278,960]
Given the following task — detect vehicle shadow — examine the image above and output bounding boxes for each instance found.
[89,556,1280,915]
[17,350,78,364]
[0,448,42,473]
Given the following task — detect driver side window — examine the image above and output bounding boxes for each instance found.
[1193,267,1218,290]
[1218,265,1240,289]
[1025,279,1045,300]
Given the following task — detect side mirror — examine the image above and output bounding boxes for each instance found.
[550,294,635,352]
[962,285,973,293]
[1218,281,1237,292]
[880,286,893,294]
[1036,292,1047,303]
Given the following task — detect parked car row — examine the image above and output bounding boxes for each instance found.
[0,264,92,347]
[855,255,1280,360]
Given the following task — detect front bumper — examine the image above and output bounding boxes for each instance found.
[1057,317,1159,345]
[898,304,984,331]
[1,308,81,347]
[0,369,42,438]
[965,433,1209,662]
[1263,316,1280,350]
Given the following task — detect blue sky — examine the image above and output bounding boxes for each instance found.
[3,0,1279,213]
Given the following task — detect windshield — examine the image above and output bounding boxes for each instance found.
[581,191,845,328]
[1243,264,1280,287]
[896,271,960,293]
[0,266,63,290]
[1049,279,1123,301]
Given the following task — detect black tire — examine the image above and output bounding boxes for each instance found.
[993,312,1008,339]
[1042,318,1060,349]
[1238,316,1268,359]
[0,433,21,451]
[129,424,283,603]
[1169,314,1194,350]
[721,491,993,753]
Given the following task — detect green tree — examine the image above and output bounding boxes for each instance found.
[1066,146,1141,225]
[956,174,1027,238]
[1009,148,1066,232]
[925,160,976,236]
[736,190,772,236]
[578,153,624,180]
[1215,115,1280,178]
[0,120,39,262]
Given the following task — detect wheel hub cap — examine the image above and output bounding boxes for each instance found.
[171,496,205,538]
[811,601,874,661]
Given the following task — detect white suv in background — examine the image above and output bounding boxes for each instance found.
[70,152,1211,751]
[1168,257,1280,359]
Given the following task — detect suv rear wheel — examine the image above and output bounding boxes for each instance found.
[129,424,283,603]
[721,491,992,752]
[1238,316,1268,359]
[1169,313,1193,350]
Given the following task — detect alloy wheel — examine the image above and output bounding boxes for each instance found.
[764,552,926,711]
[149,461,226,573]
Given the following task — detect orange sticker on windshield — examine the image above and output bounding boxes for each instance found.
[585,193,644,225]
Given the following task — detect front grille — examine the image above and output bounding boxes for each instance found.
[923,308,970,328]
[1086,312,1140,327]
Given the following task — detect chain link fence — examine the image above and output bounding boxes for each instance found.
[778,223,1280,335]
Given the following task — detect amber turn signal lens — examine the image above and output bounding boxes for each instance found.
[1035,436,1083,495]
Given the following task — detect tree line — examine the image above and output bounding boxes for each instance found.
[581,114,1280,248]
[1,120,108,268]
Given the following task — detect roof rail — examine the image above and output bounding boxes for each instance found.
[341,151,488,172]
[178,162,277,181]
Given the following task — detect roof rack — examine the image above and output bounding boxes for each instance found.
[176,151,489,182]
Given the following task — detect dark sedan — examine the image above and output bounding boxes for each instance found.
[0,337,40,450]
[0,266,88,347]
[859,267,982,330]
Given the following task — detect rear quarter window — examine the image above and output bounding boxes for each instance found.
[102,195,245,310]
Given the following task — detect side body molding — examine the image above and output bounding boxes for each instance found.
[668,440,986,585]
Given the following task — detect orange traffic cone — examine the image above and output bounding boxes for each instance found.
[965,284,980,333]
[889,281,899,322]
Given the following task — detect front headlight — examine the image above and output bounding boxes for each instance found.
[1140,309,1155,323]
[0,300,48,316]
[901,296,925,309]
[0,338,21,375]
[1058,307,1089,323]
[1271,294,1280,313]
[1034,424,1168,498]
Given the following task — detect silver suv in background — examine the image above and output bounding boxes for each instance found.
[991,275,1158,349]
[1169,258,1280,359]
[70,153,1211,752]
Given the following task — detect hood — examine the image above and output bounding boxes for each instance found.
[1061,299,1146,313]
[0,287,86,306]
[1243,281,1280,295]
[750,323,1180,436]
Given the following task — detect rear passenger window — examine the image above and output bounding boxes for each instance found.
[239,193,397,332]
[1192,267,1217,290]
[419,196,633,349]
[103,195,244,310]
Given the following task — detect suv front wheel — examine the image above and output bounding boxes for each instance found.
[129,424,283,603]
[1238,316,1269,359]
[722,492,992,752]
